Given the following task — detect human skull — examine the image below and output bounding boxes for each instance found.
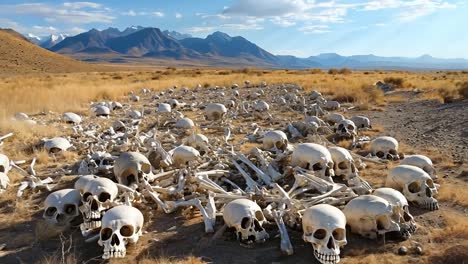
[291,143,334,182]
[91,152,115,175]
[175,117,195,130]
[225,99,236,109]
[168,99,180,109]
[95,105,110,118]
[386,165,439,211]
[204,103,227,121]
[0,172,9,192]
[43,137,72,153]
[334,119,357,140]
[171,146,201,167]
[63,112,82,124]
[263,130,288,152]
[114,152,153,188]
[43,189,82,226]
[157,103,172,114]
[186,133,211,155]
[349,116,371,129]
[244,80,251,88]
[254,100,269,112]
[75,175,119,232]
[302,204,347,264]
[310,90,323,100]
[223,199,269,244]
[323,113,345,125]
[401,155,436,179]
[0,153,11,174]
[343,195,401,239]
[98,205,144,259]
[130,94,140,102]
[370,136,399,160]
[374,187,417,238]
[322,101,341,111]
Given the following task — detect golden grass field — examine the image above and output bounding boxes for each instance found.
[0,68,467,264]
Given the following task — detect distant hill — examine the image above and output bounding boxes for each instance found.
[40,26,468,69]
[40,34,68,49]
[0,28,103,75]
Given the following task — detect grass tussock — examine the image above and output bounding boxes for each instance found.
[430,211,468,243]
[437,182,468,207]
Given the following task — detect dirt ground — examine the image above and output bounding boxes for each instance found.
[0,89,467,264]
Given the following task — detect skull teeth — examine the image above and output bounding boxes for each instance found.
[102,249,126,259]
[314,249,340,264]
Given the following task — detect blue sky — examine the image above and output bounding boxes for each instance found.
[0,0,467,58]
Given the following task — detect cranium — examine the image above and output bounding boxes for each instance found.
[63,112,82,124]
[343,195,401,239]
[291,143,335,182]
[43,189,81,226]
[168,99,180,109]
[262,130,288,152]
[260,81,267,87]
[302,204,347,264]
[130,94,140,102]
[370,136,400,160]
[244,80,251,88]
[98,205,144,259]
[322,100,341,111]
[323,113,344,125]
[171,146,201,167]
[91,152,115,175]
[225,99,236,109]
[349,116,371,129]
[401,155,436,179]
[186,133,211,155]
[0,153,11,174]
[95,105,110,118]
[223,199,269,244]
[204,103,227,121]
[374,187,417,238]
[310,90,323,100]
[43,137,72,153]
[14,112,29,120]
[75,175,119,233]
[334,119,357,140]
[157,103,172,114]
[114,152,153,188]
[128,110,142,119]
[254,100,269,112]
[175,118,195,131]
[386,165,439,211]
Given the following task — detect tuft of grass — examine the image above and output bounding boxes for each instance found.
[456,81,468,99]
[383,77,405,88]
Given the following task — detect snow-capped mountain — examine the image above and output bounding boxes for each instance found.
[40,34,68,49]
[26,33,42,44]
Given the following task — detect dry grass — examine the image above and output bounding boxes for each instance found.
[430,211,468,243]
[437,182,468,207]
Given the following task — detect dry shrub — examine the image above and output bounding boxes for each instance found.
[328,68,339,75]
[309,68,323,74]
[437,87,457,103]
[456,81,468,99]
[338,68,352,75]
[383,77,405,88]
[437,182,468,207]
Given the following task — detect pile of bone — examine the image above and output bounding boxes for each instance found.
[0,82,440,263]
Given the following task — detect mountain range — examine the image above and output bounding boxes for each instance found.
[24,26,468,70]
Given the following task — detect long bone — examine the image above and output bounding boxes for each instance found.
[165,198,215,233]
[11,159,54,197]
[272,203,294,256]
[0,132,13,146]
[234,153,273,185]
[249,147,282,182]
[230,158,260,191]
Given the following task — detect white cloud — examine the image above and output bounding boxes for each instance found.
[175,12,183,19]
[375,23,387,26]
[270,17,296,27]
[223,0,312,17]
[187,26,216,33]
[222,23,263,30]
[153,11,165,17]
[273,49,307,57]
[63,2,102,9]
[362,0,457,21]
[299,25,331,34]
[123,10,137,16]
[0,3,115,24]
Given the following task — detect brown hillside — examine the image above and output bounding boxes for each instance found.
[0,28,105,75]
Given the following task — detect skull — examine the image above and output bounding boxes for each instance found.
[302,204,347,264]
[262,130,288,152]
[186,133,211,155]
[291,143,335,182]
[223,199,269,244]
[43,137,72,153]
[204,103,227,121]
[175,117,195,131]
[343,195,401,239]
[114,152,153,188]
[386,165,439,211]
[63,112,82,124]
[95,105,110,118]
[167,99,180,109]
[0,172,9,192]
[98,205,144,259]
[128,110,142,119]
[171,146,201,167]
[157,103,172,114]
[334,119,357,140]
[323,113,345,125]
[310,90,323,100]
[91,152,115,175]
[43,189,82,226]
[75,175,119,233]
[0,153,11,174]
[370,136,399,160]
[349,116,371,129]
[130,94,140,102]
[401,155,436,179]
[374,187,417,238]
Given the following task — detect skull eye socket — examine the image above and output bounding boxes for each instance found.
[120,225,134,237]
[347,125,354,130]
[408,182,421,193]
[426,179,434,188]
[338,161,348,170]
[332,228,345,240]
[45,207,57,216]
[83,192,92,201]
[64,204,76,215]
[98,192,111,202]
[313,229,327,240]
[376,151,385,158]
[101,227,113,240]
[0,165,5,173]
[255,210,265,222]
[241,217,252,229]
[312,163,323,171]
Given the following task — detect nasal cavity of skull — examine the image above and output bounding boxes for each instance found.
[120,225,134,237]
[376,215,390,230]
[45,207,57,216]
[64,204,76,215]
[403,210,413,222]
